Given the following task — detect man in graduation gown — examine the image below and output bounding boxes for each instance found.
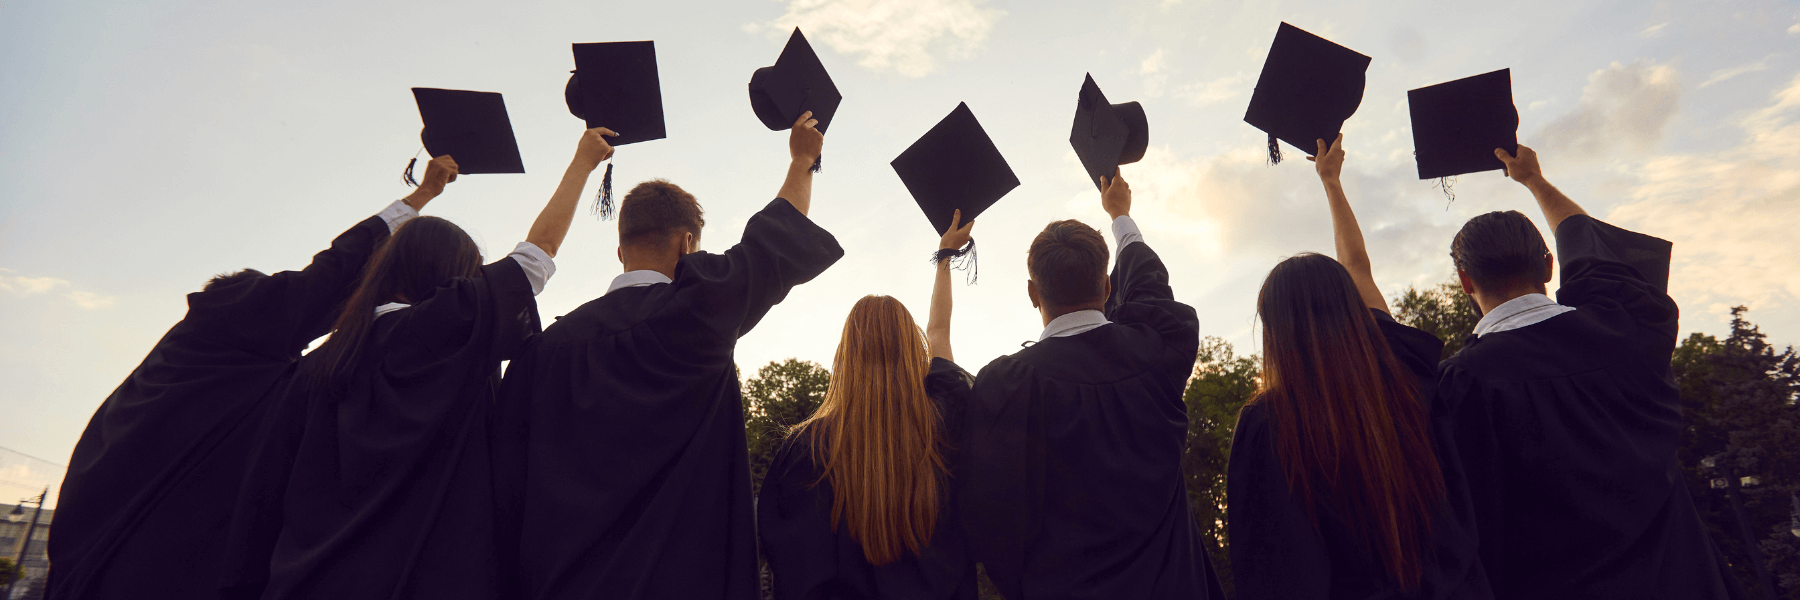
[961,171,1221,599]
[492,112,842,599]
[46,157,459,600]
[1438,145,1746,599]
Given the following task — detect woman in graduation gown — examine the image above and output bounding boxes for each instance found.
[225,127,617,600]
[1226,135,1491,600]
[756,211,980,600]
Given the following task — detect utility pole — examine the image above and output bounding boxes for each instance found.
[3,488,47,600]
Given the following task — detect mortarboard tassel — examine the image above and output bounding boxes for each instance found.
[1267,133,1282,165]
[930,239,979,285]
[811,155,822,173]
[402,157,420,188]
[1436,176,1457,207]
[593,161,616,220]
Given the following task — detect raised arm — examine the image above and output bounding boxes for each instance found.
[1496,144,1587,232]
[1310,135,1389,314]
[525,127,617,258]
[401,155,458,212]
[776,111,823,216]
[928,210,974,362]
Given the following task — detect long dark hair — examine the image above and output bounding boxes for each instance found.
[1253,253,1444,590]
[306,216,482,391]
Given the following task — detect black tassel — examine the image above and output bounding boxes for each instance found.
[810,155,822,173]
[930,239,979,285]
[1267,133,1282,165]
[402,158,419,187]
[1436,176,1457,208]
[593,162,615,220]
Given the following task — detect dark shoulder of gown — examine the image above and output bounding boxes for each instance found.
[1226,309,1493,600]
[1439,215,1745,599]
[230,255,540,600]
[757,358,979,600]
[47,215,389,600]
[491,198,842,600]
[960,240,1223,600]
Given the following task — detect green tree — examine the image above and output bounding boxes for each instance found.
[1673,308,1800,599]
[742,358,832,497]
[0,557,18,587]
[1391,279,1480,360]
[1180,336,1260,598]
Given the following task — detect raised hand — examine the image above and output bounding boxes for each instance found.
[1495,144,1543,186]
[1308,134,1345,182]
[789,110,823,165]
[1101,168,1131,220]
[573,127,619,172]
[940,209,975,251]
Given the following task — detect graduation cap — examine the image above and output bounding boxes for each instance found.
[1408,69,1518,183]
[566,41,666,219]
[1243,22,1371,164]
[404,88,525,186]
[1069,74,1148,191]
[891,102,1020,284]
[749,28,842,172]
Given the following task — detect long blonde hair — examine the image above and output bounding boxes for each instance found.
[791,295,945,565]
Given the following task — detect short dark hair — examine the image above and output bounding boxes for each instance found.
[1451,210,1549,293]
[1027,219,1109,307]
[204,269,266,292]
[619,179,705,248]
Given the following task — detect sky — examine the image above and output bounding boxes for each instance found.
[3,0,1799,505]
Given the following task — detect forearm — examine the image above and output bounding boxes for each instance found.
[1524,177,1587,233]
[775,159,813,216]
[524,161,594,258]
[1323,178,1389,312]
[401,186,441,211]
[927,260,953,361]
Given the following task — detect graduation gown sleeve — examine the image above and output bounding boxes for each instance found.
[49,214,389,600]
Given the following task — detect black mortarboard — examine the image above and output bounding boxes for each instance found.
[1069,74,1148,191]
[892,103,1019,284]
[1243,22,1371,164]
[1408,69,1518,180]
[749,28,842,173]
[749,28,842,134]
[405,88,525,184]
[566,41,665,219]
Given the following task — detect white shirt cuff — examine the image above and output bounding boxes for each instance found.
[508,242,556,296]
[1111,215,1144,250]
[378,200,420,233]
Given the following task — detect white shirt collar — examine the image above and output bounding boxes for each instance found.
[1037,309,1111,342]
[374,302,410,317]
[1472,293,1576,337]
[605,270,673,295]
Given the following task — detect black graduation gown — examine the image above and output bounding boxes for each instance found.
[1226,311,1492,600]
[757,358,979,600]
[491,198,842,600]
[961,240,1221,600]
[1439,215,1745,599]
[47,215,389,600]
[246,256,540,600]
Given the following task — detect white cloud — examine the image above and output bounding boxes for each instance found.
[1607,71,1800,322]
[1536,60,1681,162]
[1178,73,1249,105]
[1641,23,1669,38]
[1139,49,1167,75]
[1789,21,1799,35]
[0,268,117,310]
[1700,59,1771,89]
[754,0,1004,78]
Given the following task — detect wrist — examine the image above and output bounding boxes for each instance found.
[790,157,816,170]
[1522,174,1552,192]
[1106,210,1129,221]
